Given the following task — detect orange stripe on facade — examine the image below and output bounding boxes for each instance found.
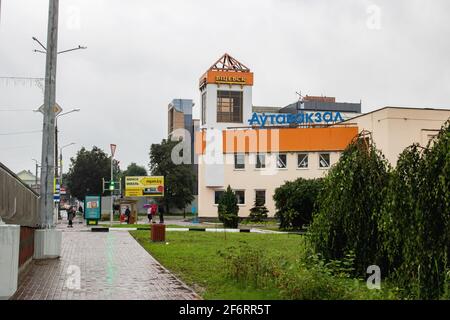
[195,127,359,154]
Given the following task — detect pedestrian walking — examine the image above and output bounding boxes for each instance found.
[67,206,75,228]
[150,203,158,223]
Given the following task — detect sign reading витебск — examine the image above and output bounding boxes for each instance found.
[248,112,344,128]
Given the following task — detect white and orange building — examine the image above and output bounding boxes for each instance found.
[175,53,450,218]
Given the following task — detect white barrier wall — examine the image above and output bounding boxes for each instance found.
[34,229,62,260]
[0,224,20,299]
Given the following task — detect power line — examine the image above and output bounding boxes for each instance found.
[0,145,36,151]
[0,129,42,136]
[0,108,36,112]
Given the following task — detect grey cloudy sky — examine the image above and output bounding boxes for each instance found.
[1,0,449,174]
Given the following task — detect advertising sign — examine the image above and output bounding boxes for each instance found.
[84,196,101,224]
[247,112,345,128]
[125,176,164,197]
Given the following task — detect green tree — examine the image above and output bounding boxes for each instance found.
[309,135,391,275]
[149,139,195,221]
[66,146,114,201]
[218,185,239,228]
[381,121,450,299]
[248,199,269,223]
[273,178,323,230]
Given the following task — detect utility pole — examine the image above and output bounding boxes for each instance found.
[39,0,59,228]
[110,144,117,227]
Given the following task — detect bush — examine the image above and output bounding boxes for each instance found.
[381,120,450,299]
[218,185,239,228]
[309,134,391,275]
[273,178,323,230]
[220,242,398,300]
[248,199,269,222]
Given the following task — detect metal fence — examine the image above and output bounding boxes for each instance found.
[0,161,40,227]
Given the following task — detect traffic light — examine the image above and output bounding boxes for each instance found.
[109,181,115,191]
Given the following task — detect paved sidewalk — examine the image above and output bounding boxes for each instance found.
[11,222,200,300]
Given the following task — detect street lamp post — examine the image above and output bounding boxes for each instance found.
[32,158,41,193]
[59,142,75,220]
[110,144,117,227]
[59,142,76,187]
[38,0,59,229]
[35,0,86,229]
[55,109,80,178]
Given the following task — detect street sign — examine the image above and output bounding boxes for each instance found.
[37,103,62,116]
[125,176,164,197]
[110,144,117,157]
[54,183,60,202]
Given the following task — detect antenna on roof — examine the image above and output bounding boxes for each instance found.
[296,91,305,110]
[296,91,304,101]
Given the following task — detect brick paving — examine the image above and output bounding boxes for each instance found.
[11,220,200,300]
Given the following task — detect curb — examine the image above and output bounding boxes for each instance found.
[107,227,287,234]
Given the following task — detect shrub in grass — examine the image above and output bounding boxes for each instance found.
[273,178,323,230]
[218,185,239,229]
[219,243,275,289]
[219,242,398,300]
[248,199,269,223]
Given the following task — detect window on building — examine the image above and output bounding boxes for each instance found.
[234,154,245,170]
[319,153,331,168]
[201,92,207,125]
[255,190,266,206]
[214,190,224,205]
[234,190,245,205]
[277,154,287,169]
[256,154,266,169]
[217,90,243,123]
[298,153,309,168]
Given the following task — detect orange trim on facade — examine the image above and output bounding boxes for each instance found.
[199,70,254,88]
[195,127,359,154]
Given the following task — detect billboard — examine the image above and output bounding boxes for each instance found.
[125,176,164,197]
[84,196,101,221]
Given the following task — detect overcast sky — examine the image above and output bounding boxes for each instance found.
[1,0,449,174]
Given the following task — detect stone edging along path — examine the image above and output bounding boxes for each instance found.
[92,226,303,235]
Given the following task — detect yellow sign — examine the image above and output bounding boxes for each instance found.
[215,75,246,85]
[125,176,164,197]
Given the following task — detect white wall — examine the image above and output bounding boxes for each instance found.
[198,151,340,217]
[0,224,20,299]
[348,108,450,166]
[201,83,253,130]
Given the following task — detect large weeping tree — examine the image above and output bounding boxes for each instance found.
[308,133,391,275]
[381,121,450,299]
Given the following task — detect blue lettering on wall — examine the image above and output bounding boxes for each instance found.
[248,111,345,128]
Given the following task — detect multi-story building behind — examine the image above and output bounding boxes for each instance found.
[196,53,359,218]
[194,53,450,219]
[167,99,199,211]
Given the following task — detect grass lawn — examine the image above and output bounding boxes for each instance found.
[130,230,305,299]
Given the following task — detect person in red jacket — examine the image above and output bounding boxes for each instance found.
[150,203,158,223]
